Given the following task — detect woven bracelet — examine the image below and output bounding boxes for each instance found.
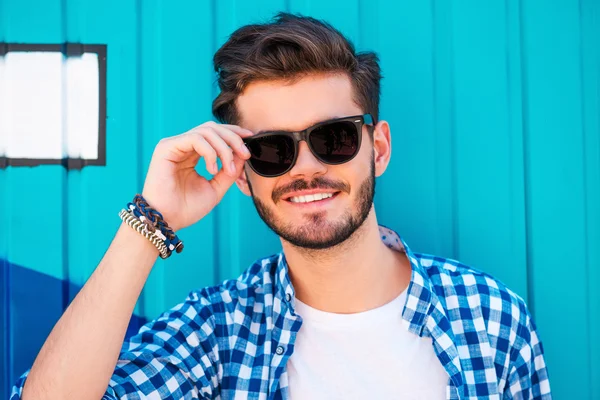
[119,209,170,259]
[128,194,184,254]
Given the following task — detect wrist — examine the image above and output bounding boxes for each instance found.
[121,194,185,259]
[140,192,179,230]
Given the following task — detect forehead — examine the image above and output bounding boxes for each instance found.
[236,73,362,133]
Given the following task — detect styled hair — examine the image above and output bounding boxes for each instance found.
[212,12,382,125]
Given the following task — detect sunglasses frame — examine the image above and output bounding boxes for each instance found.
[243,114,375,178]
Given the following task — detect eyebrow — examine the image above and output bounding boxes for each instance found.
[255,115,343,135]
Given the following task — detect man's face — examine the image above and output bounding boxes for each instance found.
[236,73,378,249]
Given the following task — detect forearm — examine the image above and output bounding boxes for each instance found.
[22,223,159,400]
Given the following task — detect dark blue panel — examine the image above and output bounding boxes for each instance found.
[1,257,8,400]
[1,260,147,399]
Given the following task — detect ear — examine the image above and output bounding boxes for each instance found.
[372,120,392,177]
[235,166,252,196]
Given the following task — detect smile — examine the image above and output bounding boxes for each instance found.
[289,193,334,203]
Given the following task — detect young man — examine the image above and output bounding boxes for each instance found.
[13,13,551,400]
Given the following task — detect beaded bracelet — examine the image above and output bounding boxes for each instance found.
[119,209,170,258]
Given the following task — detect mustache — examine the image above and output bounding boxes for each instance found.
[272,176,350,202]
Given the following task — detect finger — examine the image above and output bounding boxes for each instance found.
[208,124,252,160]
[214,123,255,138]
[158,135,218,173]
[185,134,218,174]
[210,153,246,200]
[200,129,237,176]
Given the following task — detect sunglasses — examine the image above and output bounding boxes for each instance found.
[243,114,375,177]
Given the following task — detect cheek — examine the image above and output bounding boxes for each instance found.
[359,135,374,158]
[349,144,374,176]
[249,176,277,201]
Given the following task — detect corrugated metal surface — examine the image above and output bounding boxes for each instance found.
[1,0,598,398]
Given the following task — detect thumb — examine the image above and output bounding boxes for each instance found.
[209,154,247,200]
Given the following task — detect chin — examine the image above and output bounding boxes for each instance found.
[276,213,361,250]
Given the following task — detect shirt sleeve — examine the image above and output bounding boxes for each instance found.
[10,291,220,400]
[10,370,29,400]
[503,311,552,400]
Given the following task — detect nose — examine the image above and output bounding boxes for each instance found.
[288,141,327,179]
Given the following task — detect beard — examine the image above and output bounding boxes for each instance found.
[247,157,376,250]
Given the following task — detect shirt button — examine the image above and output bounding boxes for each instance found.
[285,293,292,302]
[276,346,285,355]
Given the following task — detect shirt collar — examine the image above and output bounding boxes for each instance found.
[273,225,435,335]
[275,252,295,305]
[379,225,435,336]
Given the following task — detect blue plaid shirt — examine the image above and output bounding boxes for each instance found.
[11,226,551,399]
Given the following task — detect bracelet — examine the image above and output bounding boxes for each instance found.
[127,194,184,254]
[119,209,170,259]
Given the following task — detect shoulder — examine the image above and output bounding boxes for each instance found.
[415,253,534,347]
[413,254,552,400]
[179,253,281,323]
[126,253,280,351]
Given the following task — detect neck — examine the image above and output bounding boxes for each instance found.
[281,209,412,314]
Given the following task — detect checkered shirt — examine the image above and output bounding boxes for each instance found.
[11,225,551,399]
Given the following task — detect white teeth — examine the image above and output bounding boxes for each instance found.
[289,193,334,203]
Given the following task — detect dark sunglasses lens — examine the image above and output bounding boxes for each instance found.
[309,121,360,163]
[247,135,295,176]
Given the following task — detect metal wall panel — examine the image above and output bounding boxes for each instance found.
[1,0,599,398]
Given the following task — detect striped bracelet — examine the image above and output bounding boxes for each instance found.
[119,209,170,259]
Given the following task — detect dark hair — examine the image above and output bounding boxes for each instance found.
[212,12,381,126]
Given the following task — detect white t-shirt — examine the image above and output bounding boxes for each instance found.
[286,288,449,399]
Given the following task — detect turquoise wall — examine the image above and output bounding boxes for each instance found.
[1,0,599,399]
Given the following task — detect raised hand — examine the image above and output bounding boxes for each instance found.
[141,121,254,231]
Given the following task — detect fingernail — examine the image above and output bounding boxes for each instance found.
[213,162,218,174]
[230,161,236,173]
[241,144,250,155]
